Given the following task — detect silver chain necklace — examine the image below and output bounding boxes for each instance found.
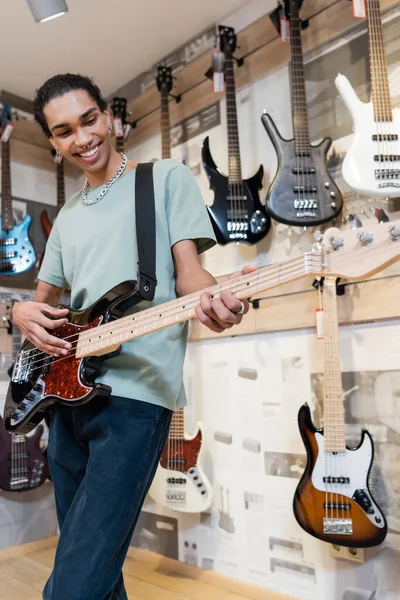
[81,154,128,206]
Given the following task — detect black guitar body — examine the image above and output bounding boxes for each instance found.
[262,114,343,226]
[202,137,271,245]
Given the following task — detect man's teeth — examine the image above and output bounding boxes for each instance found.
[80,145,99,158]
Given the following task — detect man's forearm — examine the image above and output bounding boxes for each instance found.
[32,281,65,307]
[175,266,217,297]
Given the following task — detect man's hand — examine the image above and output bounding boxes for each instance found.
[195,265,256,333]
[12,302,72,357]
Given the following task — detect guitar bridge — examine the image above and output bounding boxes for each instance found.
[323,518,353,535]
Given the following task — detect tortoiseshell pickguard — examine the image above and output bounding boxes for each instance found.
[41,316,103,402]
[160,429,202,473]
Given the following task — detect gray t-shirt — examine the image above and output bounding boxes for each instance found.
[38,159,216,410]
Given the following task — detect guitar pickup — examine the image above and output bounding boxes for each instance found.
[374,155,400,162]
[323,502,351,511]
[372,134,398,141]
[292,168,316,175]
[294,200,318,209]
[293,186,317,193]
[375,169,400,180]
[323,475,350,484]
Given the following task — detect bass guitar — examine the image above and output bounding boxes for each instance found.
[0,302,49,491]
[335,0,400,197]
[3,219,400,434]
[148,408,212,512]
[262,0,343,226]
[202,25,270,245]
[293,278,387,547]
[39,151,65,267]
[157,66,173,159]
[0,104,36,275]
[111,97,128,154]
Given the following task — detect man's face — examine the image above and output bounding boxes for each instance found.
[44,89,112,173]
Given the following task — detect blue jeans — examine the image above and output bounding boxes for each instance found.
[42,395,172,600]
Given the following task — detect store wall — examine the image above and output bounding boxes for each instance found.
[129,5,400,600]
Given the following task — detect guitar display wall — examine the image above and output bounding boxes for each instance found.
[127,3,400,599]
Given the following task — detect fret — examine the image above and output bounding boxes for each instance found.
[169,408,185,439]
[323,279,346,453]
[1,137,13,232]
[116,136,124,155]
[160,89,171,159]
[289,2,310,153]
[224,52,242,183]
[366,0,392,121]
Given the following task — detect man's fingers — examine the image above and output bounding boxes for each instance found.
[30,324,72,354]
[37,314,69,331]
[210,297,238,325]
[195,304,224,333]
[40,304,69,318]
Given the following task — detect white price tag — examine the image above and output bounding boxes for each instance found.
[1,122,14,143]
[315,308,324,340]
[113,117,124,138]
[280,17,290,43]
[213,71,224,93]
[353,0,366,18]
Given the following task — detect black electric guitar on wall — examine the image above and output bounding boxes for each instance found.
[262,0,343,226]
[202,25,270,245]
[111,97,128,154]
[4,220,400,435]
[39,150,65,264]
[0,104,36,276]
[0,302,49,491]
[157,66,173,159]
[293,278,386,547]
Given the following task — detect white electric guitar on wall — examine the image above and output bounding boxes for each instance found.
[148,409,212,513]
[335,0,400,197]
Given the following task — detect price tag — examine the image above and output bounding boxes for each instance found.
[316,308,324,339]
[1,122,14,143]
[113,117,124,138]
[54,151,63,164]
[280,17,290,43]
[353,0,366,18]
[212,51,225,93]
[213,72,224,93]
[123,122,132,142]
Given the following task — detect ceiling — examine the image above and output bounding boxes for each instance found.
[3,0,250,102]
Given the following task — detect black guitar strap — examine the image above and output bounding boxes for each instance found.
[135,162,157,301]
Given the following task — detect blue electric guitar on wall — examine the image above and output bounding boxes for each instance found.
[0,104,36,276]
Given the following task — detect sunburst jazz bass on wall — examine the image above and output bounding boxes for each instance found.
[335,0,400,196]
[4,219,400,434]
[202,25,270,245]
[0,104,36,276]
[293,278,387,547]
[262,0,343,226]
[149,408,212,512]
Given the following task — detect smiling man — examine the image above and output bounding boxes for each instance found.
[11,74,253,600]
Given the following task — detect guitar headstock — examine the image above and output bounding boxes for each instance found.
[156,66,173,94]
[218,25,236,55]
[111,97,127,125]
[319,219,400,279]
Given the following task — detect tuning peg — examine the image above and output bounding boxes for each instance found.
[389,225,400,241]
[375,207,390,223]
[346,213,362,229]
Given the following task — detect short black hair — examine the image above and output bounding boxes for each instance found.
[33,73,108,137]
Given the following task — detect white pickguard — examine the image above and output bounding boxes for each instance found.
[335,73,400,197]
[148,422,212,513]
[312,431,385,529]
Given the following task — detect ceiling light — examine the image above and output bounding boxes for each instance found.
[27,0,68,23]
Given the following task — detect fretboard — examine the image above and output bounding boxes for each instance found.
[366,0,392,122]
[289,0,310,153]
[1,138,13,232]
[116,135,125,155]
[323,278,346,453]
[76,252,326,358]
[224,52,242,183]
[161,89,171,159]
[57,160,65,211]
[169,409,185,439]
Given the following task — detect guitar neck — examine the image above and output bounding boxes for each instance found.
[366,0,392,122]
[289,0,311,153]
[116,136,125,155]
[57,160,65,211]
[1,139,13,232]
[323,278,346,453]
[161,89,171,159]
[77,253,323,357]
[225,52,242,183]
[169,408,185,439]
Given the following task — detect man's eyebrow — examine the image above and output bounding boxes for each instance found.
[50,107,98,133]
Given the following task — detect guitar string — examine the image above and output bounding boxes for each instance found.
[290,8,303,222]
[14,254,331,369]
[226,49,239,235]
[372,0,387,179]
[14,238,394,370]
